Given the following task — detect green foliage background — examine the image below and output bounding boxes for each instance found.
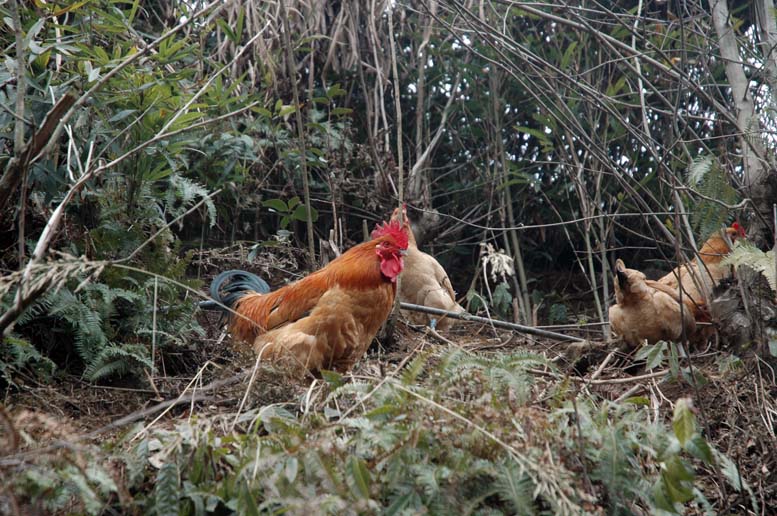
[0,0,771,513]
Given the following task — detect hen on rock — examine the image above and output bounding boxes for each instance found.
[656,223,745,318]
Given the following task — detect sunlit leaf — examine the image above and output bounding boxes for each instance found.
[672,398,696,447]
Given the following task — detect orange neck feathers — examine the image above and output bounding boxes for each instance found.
[698,225,743,263]
[326,238,402,288]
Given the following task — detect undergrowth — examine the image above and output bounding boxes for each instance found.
[1,349,756,515]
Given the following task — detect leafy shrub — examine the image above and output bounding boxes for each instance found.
[5,348,753,514]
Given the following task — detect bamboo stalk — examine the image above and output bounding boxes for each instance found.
[280,0,316,263]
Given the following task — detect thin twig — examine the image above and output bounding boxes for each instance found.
[399,302,585,342]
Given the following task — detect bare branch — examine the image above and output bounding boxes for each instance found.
[399,302,585,342]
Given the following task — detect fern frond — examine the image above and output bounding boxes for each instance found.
[0,334,56,383]
[494,461,537,516]
[685,156,739,240]
[722,242,777,293]
[154,462,181,516]
[687,155,713,186]
[400,352,429,385]
[168,174,217,227]
[84,343,152,381]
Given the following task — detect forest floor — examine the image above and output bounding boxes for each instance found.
[3,247,776,514]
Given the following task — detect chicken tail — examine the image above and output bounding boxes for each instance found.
[199,270,271,311]
[614,259,629,288]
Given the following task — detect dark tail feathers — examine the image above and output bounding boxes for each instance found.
[614,260,629,289]
[199,270,270,311]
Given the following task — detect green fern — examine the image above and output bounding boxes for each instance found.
[494,461,538,516]
[722,242,777,293]
[166,174,217,228]
[686,155,740,240]
[440,349,547,403]
[8,274,201,382]
[84,343,152,381]
[154,462,181,516]
[0,334,56,384]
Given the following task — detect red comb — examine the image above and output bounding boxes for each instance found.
[371,219,409,249]
[732,222,745,237]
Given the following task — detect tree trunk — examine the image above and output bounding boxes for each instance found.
[710,0,773,236]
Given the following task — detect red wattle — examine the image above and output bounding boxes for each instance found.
[380,256,403,282]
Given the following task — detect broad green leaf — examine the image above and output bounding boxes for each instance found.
[672,398,696,446]
[285,457,298,483]
[278,105,297,117]
[253,106,272,118]
[262,198,288,213]
[680,367,708,387]
[326,84,346,98]
[125,0,141,23]
[467,289,484,312]
[236,8,245,42]
[560,41,578,70]
[662,468,694,504]
[53,0,90,16]
[33,50,50,69]
[635,342,666,371]
[686,435,713,464]
[239,480,259,516]
[494,285,512,315]
[25,18,46,45]
[347,457,371,498]
[320,369,344,388]
[217,19,236,43]
[605,76,627,97]
[650,480,675,512]
[108,109,137,123]
[291,204,318,223]
[716,450,744,490]
[665,456,694,483]
[168,111,205,131]
[668,342,680,377]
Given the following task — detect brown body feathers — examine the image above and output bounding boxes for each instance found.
[226,221,408,374]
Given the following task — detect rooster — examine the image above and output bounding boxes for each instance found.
[204,220,408,374]
[390,205,464,330]
[656,223,745,318]
[609,259,697,346]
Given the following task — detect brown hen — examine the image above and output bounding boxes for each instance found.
[391,205,464,330]
[609,259,696,346]
[656,223,745,318]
